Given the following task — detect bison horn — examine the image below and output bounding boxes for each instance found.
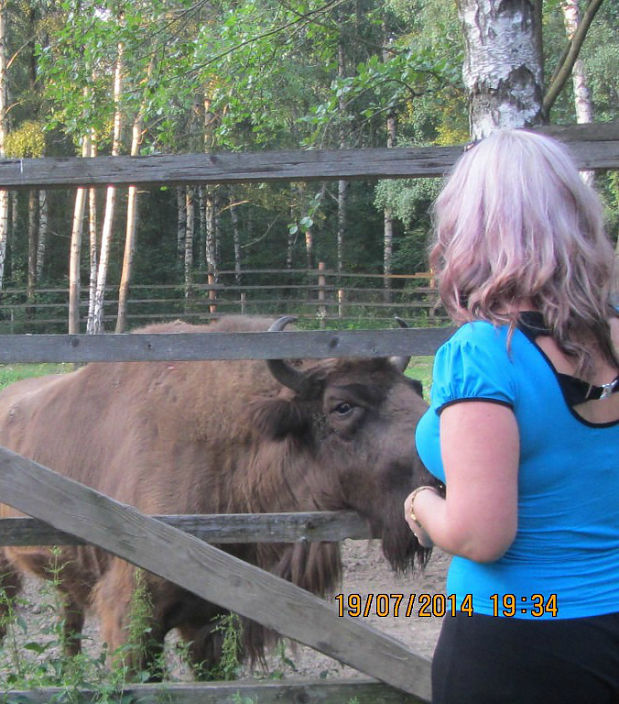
[267,316,306,392]
[390,317,411,373]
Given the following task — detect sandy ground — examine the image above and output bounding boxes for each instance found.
[6,540,449,683]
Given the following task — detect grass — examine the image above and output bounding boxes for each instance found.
[407,356,434,402]
[0,364,71,391]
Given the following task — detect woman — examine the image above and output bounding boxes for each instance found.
[405,129,618,704]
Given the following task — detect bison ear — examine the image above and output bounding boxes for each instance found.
[410,378,423,397]
[248,398,309,440]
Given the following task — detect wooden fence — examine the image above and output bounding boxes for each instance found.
[0,121,616,703]
[0,269,442,334]
[0,326,455,704]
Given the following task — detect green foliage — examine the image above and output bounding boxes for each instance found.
[4,122,46,158]
[204,613,244,682]
[0,0,614,316]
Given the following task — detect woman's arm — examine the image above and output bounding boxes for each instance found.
[405,401,519,563]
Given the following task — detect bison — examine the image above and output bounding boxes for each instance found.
[0,315,434,677]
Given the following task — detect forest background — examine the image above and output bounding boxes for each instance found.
[0,0,617,333]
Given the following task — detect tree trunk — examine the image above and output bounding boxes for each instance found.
[337,179,347,271]
[336,32,347,281]
[115,185,137,333]
[457,0,544,138]
[26,190,37,303]
[87,172,98,329]
[184,186,195,304]
[230,199,242,285]
[68,191,86,334]
[116,57,154,333]
[383,111,397,303]
[287,185,295,269]
[561,0,594,186]
[0,0,9,291]
[176,186,186,265]
[382,20,396,303]
[69,135,91,334]
[35,191,47,280]
[89,43,123,334]
[205,187,217,280]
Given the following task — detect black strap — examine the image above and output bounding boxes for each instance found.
[517,312,618,406]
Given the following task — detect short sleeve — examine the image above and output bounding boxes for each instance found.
[431,322,516,414]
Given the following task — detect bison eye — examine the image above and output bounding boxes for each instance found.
[333,401,354,416]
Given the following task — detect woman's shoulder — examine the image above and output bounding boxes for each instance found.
[441,320,509,351]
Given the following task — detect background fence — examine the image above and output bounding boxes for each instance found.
[0,268,444,334]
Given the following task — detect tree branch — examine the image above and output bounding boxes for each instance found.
[543,0,604,116]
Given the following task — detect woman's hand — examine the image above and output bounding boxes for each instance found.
[404,488,436,549]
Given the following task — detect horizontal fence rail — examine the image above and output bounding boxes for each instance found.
[0,511,373,546]
[0,121,617,189]
[0,326,454,363]
[2,679,427,704]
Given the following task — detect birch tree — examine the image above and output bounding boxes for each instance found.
[68,135,89,334]
[561,0,595,186]
[88,40,123,334]
[35,191,48,280]
[0,0,9,290]
[457,0,544,137]
[116,55,155,333]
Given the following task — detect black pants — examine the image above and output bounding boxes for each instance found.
[432,611,619,704]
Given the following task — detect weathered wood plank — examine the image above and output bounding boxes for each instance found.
[0,327,454,363]
[0,122,616,190]
[0,678,428,704]
[0,511,373,545]
[0,448,432,699]
[0,146,458,189]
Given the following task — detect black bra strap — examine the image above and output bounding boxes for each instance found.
[517,312,619,406]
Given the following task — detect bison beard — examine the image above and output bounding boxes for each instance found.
[0,316,435,678]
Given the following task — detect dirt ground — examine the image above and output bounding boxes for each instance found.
[256,540,449,679]
[13,540,449,682]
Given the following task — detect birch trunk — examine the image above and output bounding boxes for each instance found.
[337,34,347,282]
[184,186,194,304]
[383,112,396,303]
[287,185,295,269]
[230,199,242,285]
[69,193,86,332]
[116,57,154,333]
[177,186,186,265]
[205,187,217,281]
[26,190,37,303]
[561,0,594,186]
[35,191,47,280]
[89,43,123,334]
[0,0,9,290]
[382,20,395,304]
[87,153,98,329]
[457,0,544,138]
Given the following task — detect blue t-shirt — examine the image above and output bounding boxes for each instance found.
[415,321,619,619]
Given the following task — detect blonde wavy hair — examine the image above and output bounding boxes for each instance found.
[430,128,618,376]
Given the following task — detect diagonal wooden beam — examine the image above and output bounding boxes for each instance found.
[0,446,432,700]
